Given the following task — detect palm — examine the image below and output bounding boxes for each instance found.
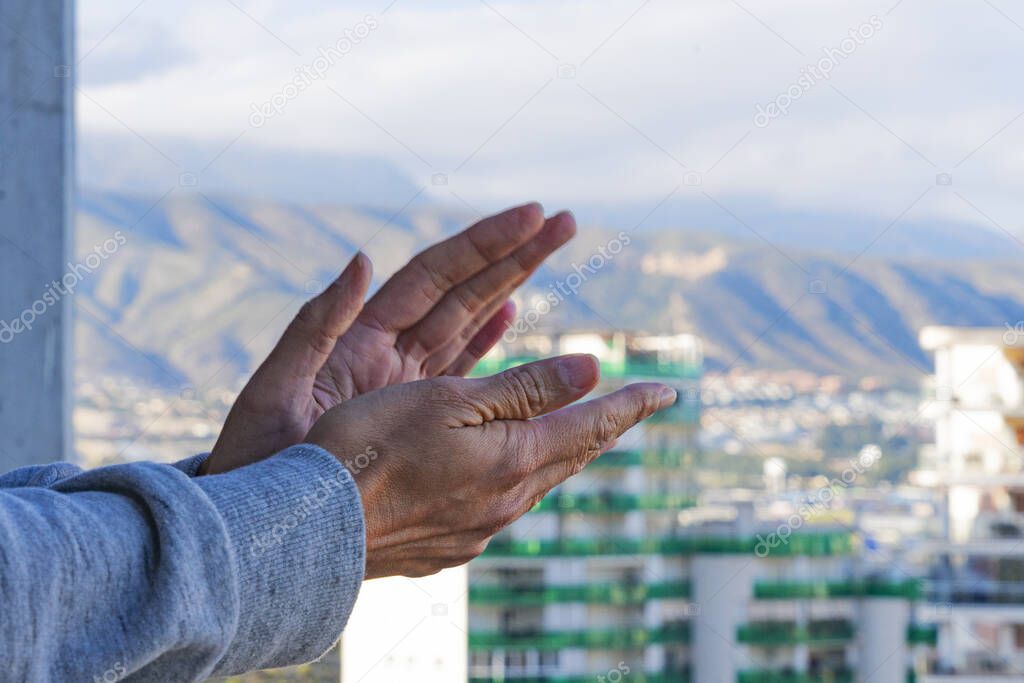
[206,204,576,474]
[311,324,427,412]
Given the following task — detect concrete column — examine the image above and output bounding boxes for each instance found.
[0,0,74,468]
[858,598,909,683]
[692,554,756,683]
[340,566,468,682]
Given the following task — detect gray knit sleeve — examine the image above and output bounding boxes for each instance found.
[0,444,365,682]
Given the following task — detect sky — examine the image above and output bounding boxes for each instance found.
[76,0,1024,235]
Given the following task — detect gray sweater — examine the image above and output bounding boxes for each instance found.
[0,444,365,681]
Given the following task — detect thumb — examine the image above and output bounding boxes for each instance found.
[260,252,373,383]
[470,354,600,420]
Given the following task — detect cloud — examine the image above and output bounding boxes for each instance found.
[76,0,1024,235]
[78,19,195,86]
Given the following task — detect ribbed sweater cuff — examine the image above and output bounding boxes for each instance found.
[195,444,365,675]
[172,453,208,477]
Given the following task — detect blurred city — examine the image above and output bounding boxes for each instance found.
[74,324,1024,681]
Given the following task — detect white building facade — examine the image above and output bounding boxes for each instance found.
[914,326,1024,679]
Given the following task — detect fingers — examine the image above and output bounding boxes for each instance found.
[358,202,545,334]
[468,354,600,420]
[405,211,576,372]
[442,299,516,377]
[522,382,676,492]
[259,253,373,383]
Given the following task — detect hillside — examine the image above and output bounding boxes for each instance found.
[73,189,1024,390]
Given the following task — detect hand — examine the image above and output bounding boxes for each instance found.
[305,354,677,579]
[204,203,576,474]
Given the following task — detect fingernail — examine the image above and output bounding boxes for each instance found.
[657,386,677,409]
[521,201,544,219]
[556,354,598,390]
[548,211,577,238]
[340,251,367,280]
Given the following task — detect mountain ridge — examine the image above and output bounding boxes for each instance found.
[69,188,1024,391]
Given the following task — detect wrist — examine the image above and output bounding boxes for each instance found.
[311,438,391,571]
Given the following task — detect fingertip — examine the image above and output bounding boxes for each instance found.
[447,301,518,378]
[320,252,373,333]
[470,300,516,353]
[518,201,545,227]
[554,353,600,392]
[499,298,516,318]
[337,251,373,286]
[623,382,677,412]
[657,385,678,410]
[549,209,576,227]
[480,299,516,336]
[353,250,373,281]
[545,210,577,243]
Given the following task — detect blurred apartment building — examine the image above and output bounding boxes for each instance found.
[911,326,1024,678]
[467,330,703,682]
[340,330,950,683]
[341,324,1024,682]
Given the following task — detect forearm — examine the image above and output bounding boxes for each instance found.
[0,445,364,681]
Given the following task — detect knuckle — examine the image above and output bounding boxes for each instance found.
[634,387,661,421]
[509,205,542,239]
[406,257,443,305]
[294,301,335,356]
[503,365,547,414]
[595,411,622,443]
[295,300,318,328]
[428,376,469,405]
[510,248,533,276]
[464,226,496,263]
[309,328,337,357]
[450,284,483,317]
[412,254,455,293]
[457,316,484,345]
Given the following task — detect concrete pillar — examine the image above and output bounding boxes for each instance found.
[692,554,756,683]
[858,598,909,683]
[340,566,468,682]
[0,0,74,469]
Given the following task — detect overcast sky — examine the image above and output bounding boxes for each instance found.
[77,0,1024,233]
